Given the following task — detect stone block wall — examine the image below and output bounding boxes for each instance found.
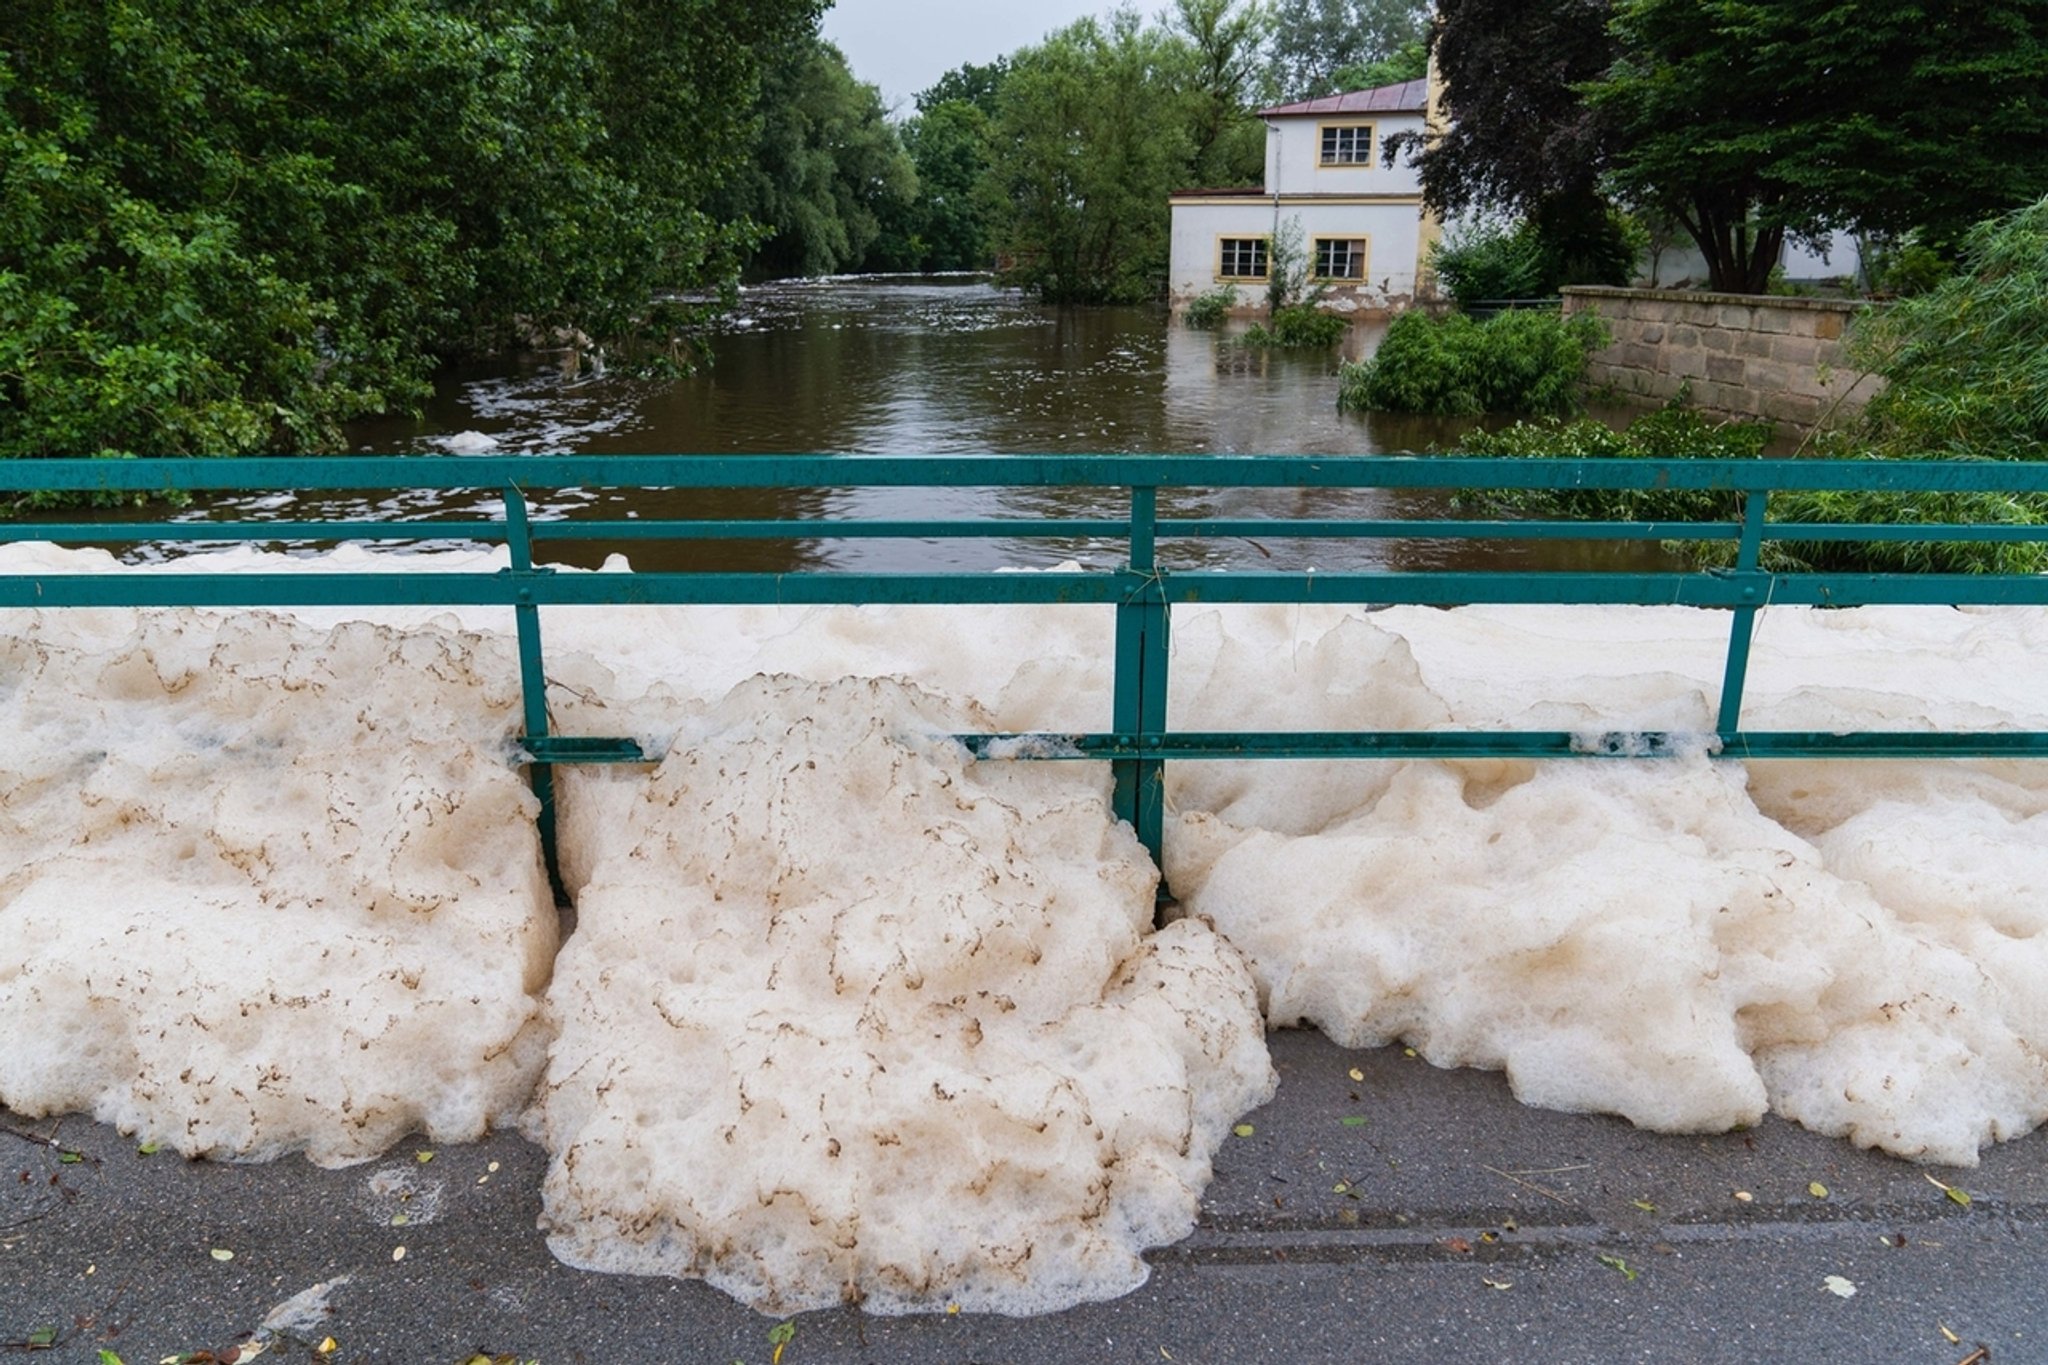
[1560,286,1881,430]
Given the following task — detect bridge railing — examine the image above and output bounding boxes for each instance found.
[6,453,2048,890]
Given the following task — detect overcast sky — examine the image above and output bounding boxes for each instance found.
[821,0,1127,112]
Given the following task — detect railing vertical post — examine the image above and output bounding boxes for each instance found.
[1113,485,1170,890]
[1716,490,1771,744]
[504,485,565,902]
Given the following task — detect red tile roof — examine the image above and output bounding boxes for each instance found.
[1257,78,1428,119]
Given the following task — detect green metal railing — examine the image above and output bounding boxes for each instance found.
[7,453,2048,894]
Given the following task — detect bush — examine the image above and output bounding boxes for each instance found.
[1430,202,1640,309]
[1458,404,2048,575]
[1242,304,1347,349]
[1431,219,1549,308]
[1182,286,1236,328]
[1337,309,1610,417]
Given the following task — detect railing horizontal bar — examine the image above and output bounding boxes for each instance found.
[0,522,509,543]
[0,572,1124,609]
[11,569,2048,611]
[11,455,2048,495]
[519,735,653,763]
[17,515,2048,551]
[958,730,2048,761]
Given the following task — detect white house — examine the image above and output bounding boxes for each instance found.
[1167,76,1445,315]
[1169,71,1866,313]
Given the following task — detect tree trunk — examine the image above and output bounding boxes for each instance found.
[1680,194,1785,293]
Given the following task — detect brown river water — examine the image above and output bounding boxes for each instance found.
[127,277,1680,574]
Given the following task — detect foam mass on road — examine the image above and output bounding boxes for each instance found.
[5,543,2048,1310]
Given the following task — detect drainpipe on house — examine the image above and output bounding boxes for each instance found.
[1267,120,1281,315]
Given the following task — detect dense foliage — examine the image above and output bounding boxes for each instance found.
[1266,0,1430,101]
[0,0,822,459]
[713,39,917,279]
[1851,197,2048,463]
[980,14,1201,303]
[1403,0,2048,295]
[1447,199,2048,574]
[1430,214,1641,306]
[900,0,1429,299]
[1386,0,1627,292]
[1337,309,1611,416]
[1459,406,2048,575]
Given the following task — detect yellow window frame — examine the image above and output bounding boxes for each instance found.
[1309,235,1371,282]
[1316,121,1376,169]
[1215,234,1272,283]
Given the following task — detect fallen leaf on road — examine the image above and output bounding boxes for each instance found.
[1596,1253,1637,1282]
[1925,1174,1972,1208]
[1482,1278,1513,1291]
[1938,1323,1960,1345]
[1823,1275,1857,1299]
[1733,1191,1754,1203]
[392,1246,407,1262]
[1340,1116,1368,1128]
[1348,1068,1364,1082]
[1443,1237,1473,1254]
[1233,1124,1255,1137]
[209,1249,234,1262]
[1809,1182,1830,1199]
[415,1150,435,1164]
[1631,1199,1657,1213]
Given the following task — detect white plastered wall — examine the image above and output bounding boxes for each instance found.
[1168,199,1428,312]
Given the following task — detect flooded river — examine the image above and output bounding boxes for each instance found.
[163,278,1676,573]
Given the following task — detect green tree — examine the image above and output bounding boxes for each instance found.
[1,0,821,460]
[896,99,997,271]
[716,38,918,279]
[1589,0,2048,293]
[1266,0,1430,101]
[918,58,1010,115]
[981,12,1198,303]
[1387,0,1634,295]
[1172,0,1274,185]
[1331,37,1427,92]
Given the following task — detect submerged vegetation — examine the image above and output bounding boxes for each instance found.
[1242,305,1348,349]
[1338,309,1610,417]
[1182,287,1239,328]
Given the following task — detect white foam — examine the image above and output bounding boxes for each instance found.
[0,609,555,1166]
[8,539,2048,1285]
[528,675,1274,1315]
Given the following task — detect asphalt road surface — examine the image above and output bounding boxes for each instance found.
[4,1029,2039,1364]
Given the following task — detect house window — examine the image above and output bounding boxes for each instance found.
[1218,237,1269,280]
[1314,237,1367,280]
[1318,122,1374,166]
